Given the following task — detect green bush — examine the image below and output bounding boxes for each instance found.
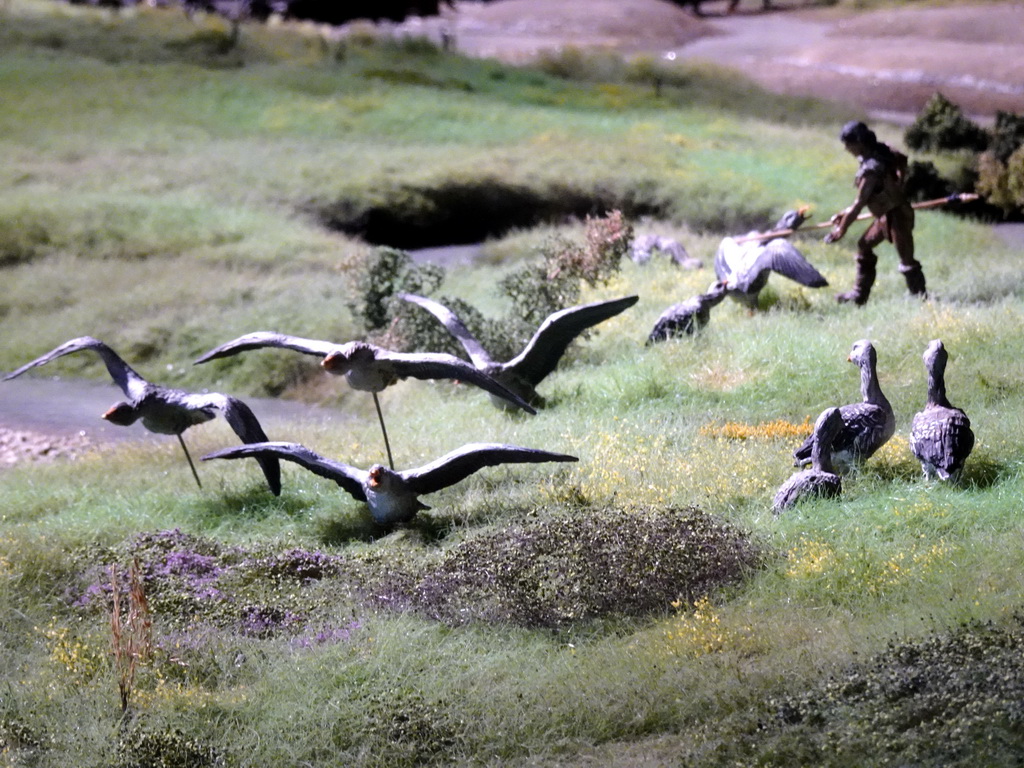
[497,210,633,345]
[347,247,444,333]
[988,111,1024,165]
[904,92,989,153]
[355,211,632,361]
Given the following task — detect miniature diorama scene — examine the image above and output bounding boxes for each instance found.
[2,0,1023,765]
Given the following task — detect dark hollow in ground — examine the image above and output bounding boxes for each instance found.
[315,179,670,249]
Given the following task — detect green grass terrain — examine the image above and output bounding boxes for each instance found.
[1,1,1023,766]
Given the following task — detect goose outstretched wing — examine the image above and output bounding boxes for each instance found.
[754,239,828,288]
[3,336,149,400]
[194,332,338,364]
[202,441,367,501]
[372,349,536,414]
[183,393,282,495]
[506,296,639,386]
[398,293,495,368]
[402,442,577,496]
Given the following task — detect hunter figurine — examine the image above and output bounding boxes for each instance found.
[826,121,927,305]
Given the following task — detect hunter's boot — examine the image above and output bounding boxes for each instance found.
[901,265,927,298]
[836,256,876,305]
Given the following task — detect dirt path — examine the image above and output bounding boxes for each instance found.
[415,0,1024,119]
[678,3,1024,120]
[0,378,336,468]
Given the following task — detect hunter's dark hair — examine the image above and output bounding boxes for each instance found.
[840,121,878,147]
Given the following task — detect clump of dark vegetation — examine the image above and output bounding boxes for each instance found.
[692,614,1024,767]
[349,687,461,767]
[75,530,352,638]
[384,506,765,628]
[72,504,763,636]
[977,111,1024,215]
[904,93,1024,219]
[115,726,227,768]
[0,714,41,755]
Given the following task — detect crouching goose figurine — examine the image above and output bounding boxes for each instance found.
[3,336,280,493]
[793,339,895,471]
[773,407,843,514]
[203,442,578,527]
[398,293,639,409]
[910,339,975,481]
[646,281,728,344]
[714,208,828,310]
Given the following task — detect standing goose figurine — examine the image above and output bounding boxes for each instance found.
[910,339,974,481]
[715,208,828,310]
[398,293,639,409]
[793,339,895,470]
[3,336,280,493]
[773,407,843,514]
[202,441,578,527]
[194,334,535,469]
[646,282,728,343]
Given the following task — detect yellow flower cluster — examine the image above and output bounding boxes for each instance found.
[785,537,834,578]
[565,425,676,505]
[785,534,958,598]
[878,538,956,590]
[700,417,812,441]
[132,676,249,711]
[661,596,749,658]
[39,620,105,679]
[890,497,951,520]
[873,434,915,468]
[681,441,779,500]
[910,303,986,345]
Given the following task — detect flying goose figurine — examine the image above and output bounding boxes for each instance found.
[793,339,895,471]
[194,334,535,468]
[398,293,639,409]
[203,441,578,527]
[909,339,974,482]
[3,336,280,493]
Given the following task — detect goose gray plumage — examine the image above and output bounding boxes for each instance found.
[793,339,895,470]
[714,209,828,310]
[3,336,280,493]
[398,293,639,409]
[202,441,578,527]
[646,282,728,344]
[194,333,536,468]
[910,339,975,481]
[773,407,843,514]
